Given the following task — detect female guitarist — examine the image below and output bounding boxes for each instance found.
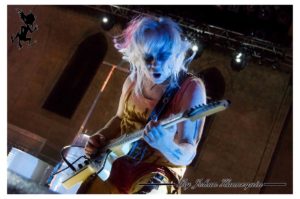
[83,15,206,194]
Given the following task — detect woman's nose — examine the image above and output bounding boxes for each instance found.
[145,55,159,68]
[150,59,157,67]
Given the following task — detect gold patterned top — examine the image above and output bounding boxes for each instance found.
[120,75,203,178]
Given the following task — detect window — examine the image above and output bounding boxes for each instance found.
[43,33,108,118]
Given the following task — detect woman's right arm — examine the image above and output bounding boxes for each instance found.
[84,76,132,157]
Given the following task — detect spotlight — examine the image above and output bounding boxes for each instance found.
[231,48,248,71]
[190,41,204,60]
[100,14,115,31]
[235,58,242,63]
[192,44,199,52]
[236,52,242,59]
[235,52,243,63]
[102,17,108,24]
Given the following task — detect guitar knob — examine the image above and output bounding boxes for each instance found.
[78,163,83,169]
[84,160,90,165]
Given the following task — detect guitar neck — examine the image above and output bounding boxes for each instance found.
[104,113,185,150]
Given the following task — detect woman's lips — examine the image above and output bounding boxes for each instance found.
[152,72,161,78]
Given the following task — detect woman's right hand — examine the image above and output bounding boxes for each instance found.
[84,133,106,158]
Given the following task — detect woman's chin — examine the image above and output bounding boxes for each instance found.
[152,77,167,85]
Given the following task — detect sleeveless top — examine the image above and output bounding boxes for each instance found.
[120,75,203,179]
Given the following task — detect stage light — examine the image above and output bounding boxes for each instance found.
[235,52,243,63]
[231,48,248,71]
[192,44,199,52]
[188,40,205,60]
[235,58,241,63]
[100,14,115,31]
[236,52,242,59]
[102,17,108,24]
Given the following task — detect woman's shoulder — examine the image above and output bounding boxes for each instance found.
[171,73,206,112]
[122,75,135,93]
[180,73,205,93]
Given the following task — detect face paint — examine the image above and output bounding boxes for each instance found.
[144,51,172,84]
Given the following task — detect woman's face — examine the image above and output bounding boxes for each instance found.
[138,27,174,85]
[144,49,172,84]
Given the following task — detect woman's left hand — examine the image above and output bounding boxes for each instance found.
[143,120,177,150]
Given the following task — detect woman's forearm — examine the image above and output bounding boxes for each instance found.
[95,115,122,141]
[159,141,196,166]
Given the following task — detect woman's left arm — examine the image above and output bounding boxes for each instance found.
[144,79,206,166]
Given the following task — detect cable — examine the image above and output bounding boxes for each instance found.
[58,145,112,177]
[52,155,89,176]
[96,149,111,174]
[60,145,86,172]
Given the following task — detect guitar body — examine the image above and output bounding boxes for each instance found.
[97,143,132,181]
[62,142,132,189]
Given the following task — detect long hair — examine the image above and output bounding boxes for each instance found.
[114,15,196,95]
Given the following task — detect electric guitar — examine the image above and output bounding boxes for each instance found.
[62,99,230,189]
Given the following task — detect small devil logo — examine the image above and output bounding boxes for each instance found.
[11,9,38,49]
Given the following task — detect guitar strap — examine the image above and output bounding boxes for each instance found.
[149,72,193,122]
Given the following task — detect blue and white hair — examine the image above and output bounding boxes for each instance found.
[114,15,196,95]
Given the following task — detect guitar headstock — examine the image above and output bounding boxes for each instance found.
[184,99,231,121]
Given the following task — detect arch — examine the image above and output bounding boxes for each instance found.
[197,67,226,101]
[191,67,226,167]
[43,32,108,118]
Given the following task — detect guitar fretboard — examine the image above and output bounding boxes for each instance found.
[103,113,184,150]
[104,130,143,149]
